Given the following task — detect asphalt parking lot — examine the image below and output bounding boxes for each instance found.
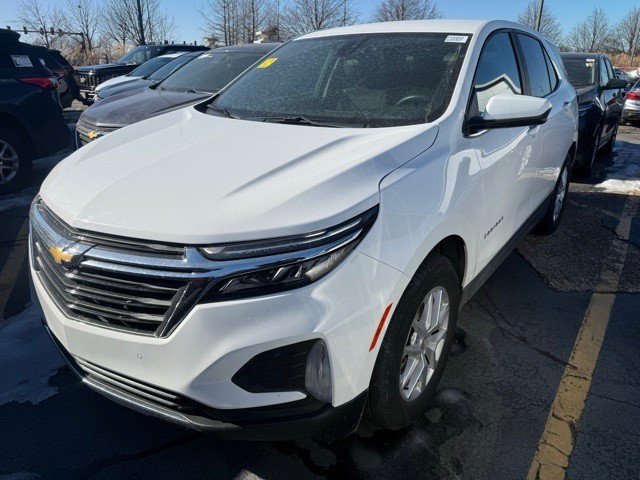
[0,111,639,480]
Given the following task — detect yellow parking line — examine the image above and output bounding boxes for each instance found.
[527,196,640,480]
[0,218,30,319]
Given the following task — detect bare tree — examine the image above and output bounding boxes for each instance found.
[567,8,612,53]
[239,0,271,43]
[59,0,100,60]
[102,0,177,48]
[371,0,441,22]
[16,0,65,48]
[516,0,562,45]
[616,7,640,59]
[281,0,358,38]
[199,0,239,45]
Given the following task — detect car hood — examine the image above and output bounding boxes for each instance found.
[80,87,209,128]
[95,75,139,92]
[41,108,439,244]
[97,78,155,100]
[76,63,137,75]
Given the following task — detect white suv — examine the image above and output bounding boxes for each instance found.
[30,20,577,440]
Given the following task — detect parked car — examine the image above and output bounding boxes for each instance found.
[561,53,626,176]
[32,20,577,440]
[28,46,68,106]
[94,51,198,102]
[76,44,280,146]
[0,29,68,193]
[94,52,186,98]
[74,43,207,104]
[620,79,640,125]
[48,49,78,108]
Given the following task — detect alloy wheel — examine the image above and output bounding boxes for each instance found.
[399,286,450,402]
[0,140,19,185]
[553,166,568,222]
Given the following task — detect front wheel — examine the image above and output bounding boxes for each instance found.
[0,126,32,194]
[367,254,460,430]
[535,154,570,235]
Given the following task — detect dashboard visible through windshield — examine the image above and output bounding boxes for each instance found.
[208,33,470,128]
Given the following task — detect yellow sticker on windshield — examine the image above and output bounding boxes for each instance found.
[257,57,278,68]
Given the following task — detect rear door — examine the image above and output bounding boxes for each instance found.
[514,33,573,209]
[467,30,538,272]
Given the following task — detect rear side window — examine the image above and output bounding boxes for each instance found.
[543,48,558,92]
[471,32,522,115]
[517,34,551,98]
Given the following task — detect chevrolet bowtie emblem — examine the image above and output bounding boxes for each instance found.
[87,131,98,140]
[49,246,74,265]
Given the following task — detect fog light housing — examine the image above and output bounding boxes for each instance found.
[305,340,332,403]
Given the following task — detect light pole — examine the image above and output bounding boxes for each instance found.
[535,0,545,31]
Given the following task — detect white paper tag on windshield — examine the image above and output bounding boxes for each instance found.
[445,35,469,43]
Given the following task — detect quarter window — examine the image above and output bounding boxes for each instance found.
[599,57,609,86]
[517,34,551,97]
[471,32,522,115]
[543,48,558,92]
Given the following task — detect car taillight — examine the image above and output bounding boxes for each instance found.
[17,76,58,90]
[627,91,640,100]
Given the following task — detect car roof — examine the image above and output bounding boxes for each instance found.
[561,52,605,59]
[0,28,20,41]
[211,43,282,54]
[296,19,532,39]
[157,52,188,58]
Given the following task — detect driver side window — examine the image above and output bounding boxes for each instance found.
[471,32,522,116]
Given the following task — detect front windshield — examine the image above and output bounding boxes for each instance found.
[563,57,596,87]
[210,33,470,128]
[158,50,267,93]
[148,53,195,81]
[129,55,176,77]
[118,46,163,65]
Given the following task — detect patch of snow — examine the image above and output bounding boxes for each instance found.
[595,141,640,195]
[0,304,64,407]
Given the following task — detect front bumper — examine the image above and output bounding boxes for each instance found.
[32,238,406,439]
[41,318,367,441]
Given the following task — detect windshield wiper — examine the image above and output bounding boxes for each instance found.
[248,116,365,128]
[208,104,240,119]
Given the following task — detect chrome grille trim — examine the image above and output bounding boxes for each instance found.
[30,199,372,337]
[76,118,120,146]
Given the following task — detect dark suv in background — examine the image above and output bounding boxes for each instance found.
[561,52,626,176]
[74,43,207,104]
[0,29,69,193]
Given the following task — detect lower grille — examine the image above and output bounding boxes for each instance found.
[30,201,195,336]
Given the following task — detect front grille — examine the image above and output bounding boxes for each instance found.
[30,201,198,336]
[76,118,120,146]
[74,73,116,92]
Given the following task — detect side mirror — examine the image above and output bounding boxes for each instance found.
[604,78,627,90]
[467,93,552,133]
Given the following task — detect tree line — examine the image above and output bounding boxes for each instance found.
[13,0,640,67]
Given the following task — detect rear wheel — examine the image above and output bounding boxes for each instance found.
[368,254,460,430]
[0,127,32,194]
[602,122,618,154]
[535,154,570,235]
[576,124,601,177]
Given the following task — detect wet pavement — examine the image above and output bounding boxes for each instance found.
[0,117,638,480]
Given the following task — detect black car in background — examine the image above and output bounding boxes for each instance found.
[95,51,198,102]
[49,49,79,108]
[74,43,207,104]
[76,43,281,146]
[561,52,627,176]
[0,29,68,193]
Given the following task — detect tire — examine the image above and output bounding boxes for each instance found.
[575,124,601,177]
[619,115,627,126]
[0,126,32,195]
[368,254,460,430]
[535,154,571,235]
[602,122,618,154]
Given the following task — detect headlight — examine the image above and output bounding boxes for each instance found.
[198,205,378,301]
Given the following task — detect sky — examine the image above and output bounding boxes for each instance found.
[0,0,635,46]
